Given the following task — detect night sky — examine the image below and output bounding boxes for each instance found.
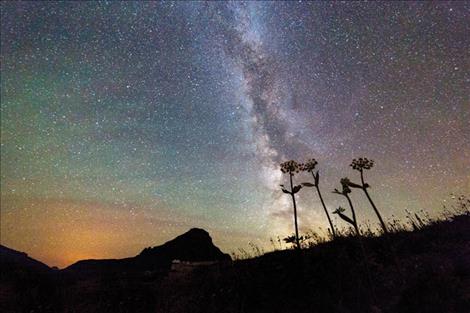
[1,1,469,268]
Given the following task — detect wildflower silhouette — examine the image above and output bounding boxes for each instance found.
[280,160,303,249]
[300,158,337,238]
[283,234,311,249]
[332,178,360,236]
[347,158,388,234]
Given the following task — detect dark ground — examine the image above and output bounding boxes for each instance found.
[1,214,469,313]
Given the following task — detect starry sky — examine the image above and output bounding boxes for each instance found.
[1,1,469,268]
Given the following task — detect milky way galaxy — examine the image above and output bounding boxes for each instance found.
[1,1,469,267]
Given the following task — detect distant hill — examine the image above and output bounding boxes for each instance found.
[0,245,57,313]
[64,228,230,276]
[137,227,231,263]
[0,245,52,279]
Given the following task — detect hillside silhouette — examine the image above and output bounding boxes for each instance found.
[0,245,52,275]
[63,228,230,277]
[1,213,469,313]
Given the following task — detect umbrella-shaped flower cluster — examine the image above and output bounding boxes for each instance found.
[279,156,390,245]
[350,157,374,171]
[280,160,303,175]
[301,158,318,173]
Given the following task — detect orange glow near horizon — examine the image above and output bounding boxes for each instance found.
[1,197,171,267]
[0,196,262,268]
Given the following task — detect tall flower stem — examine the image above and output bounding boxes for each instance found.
[280,160,303,249]
[290,173,301,249]
[312,172,336,238]
[360,170,388,234]
[344,193,360,236]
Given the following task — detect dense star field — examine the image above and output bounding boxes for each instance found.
[1,2,469,267]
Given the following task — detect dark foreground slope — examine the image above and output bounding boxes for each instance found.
[0,245,57,312]
[1,216,469,313]
[156,214,470,313]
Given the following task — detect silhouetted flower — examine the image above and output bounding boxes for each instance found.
[301,158,337,238]
[332,206,357,233]
[283,234,311,248]
[350,158,388,233]
[340,177,362,191]
[333,207,346,214]
[280,160,303,175]
[280,160,303,249]
[350,157,374,171]
[302,158,318,172]
[333,177,361,236]
[283,235,296,244]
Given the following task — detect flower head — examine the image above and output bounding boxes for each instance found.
[339,177,352,194]
[280,160,302,175]
[350,157,374,171]
[333,207,346,215]
[302,158,318,172]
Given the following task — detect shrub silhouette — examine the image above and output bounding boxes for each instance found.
[332,178,360,236]
[346,158,388,234]
[280,160,303,249]
[300,158,337,238]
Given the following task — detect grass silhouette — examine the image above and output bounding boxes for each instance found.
[224,206,469,313]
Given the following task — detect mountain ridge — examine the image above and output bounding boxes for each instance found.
[63,227,230,273]
[0,244,52,274]
[1,228,230,275]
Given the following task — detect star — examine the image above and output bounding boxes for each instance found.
[1,1,469,267]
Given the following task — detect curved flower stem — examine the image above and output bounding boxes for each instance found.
[360,170,388,234]
[290,173,301,249]
[313,172,336,238]
[344,193,360,236]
